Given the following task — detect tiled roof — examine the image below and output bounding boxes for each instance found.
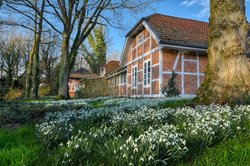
[146,14,208,49]
[70,68,97,79]
[104,61,120,75]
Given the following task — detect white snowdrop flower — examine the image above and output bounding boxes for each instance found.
[122,154,127,158]
[64,153,69,158]
[74,144,79,149]
[133,148,138,153]
[148,156,154,161]
[140,157,144,162]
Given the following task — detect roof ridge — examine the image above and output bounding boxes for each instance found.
[148,13,208,24]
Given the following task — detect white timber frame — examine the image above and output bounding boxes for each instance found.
[162,51,204,96]
[119,19,207,97]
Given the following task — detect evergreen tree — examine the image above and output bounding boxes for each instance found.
[161,71,180,97]
[82,26,107,76]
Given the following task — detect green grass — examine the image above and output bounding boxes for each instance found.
[1,124,249,166]
[160,99,191,108]
[176,130,250,166]
[18,96,57,103]
[0,100,250,165]
[89,100,103,108]
[0,125,55,166]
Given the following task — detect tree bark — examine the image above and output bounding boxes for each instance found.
[31,45,39,98]
[25,0,45,99]
[31,0,45,98]
[58,32,70,99]
[196,0,250,104]
[25,42,35,98]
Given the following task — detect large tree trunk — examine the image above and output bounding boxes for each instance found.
[25,45,34,98]
[31,0,44,99]
[25,0,44,99]
[197,0,250,104]
[58,32,70,99]
[31,47,39,98]
[6,68,13,88]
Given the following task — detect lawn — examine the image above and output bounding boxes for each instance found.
[0,125,40,165]
[0,97,250,165]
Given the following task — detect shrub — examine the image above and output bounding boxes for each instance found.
[3,89,23,101]
[161,71,180,97]
[38,86,51,97]
[0,100,89,127]
[78,78,109,98]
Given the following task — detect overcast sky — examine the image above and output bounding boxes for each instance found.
[109,0,250,57]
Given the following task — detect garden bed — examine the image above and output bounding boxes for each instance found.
[35,97,250,165]
[1,97,250,165]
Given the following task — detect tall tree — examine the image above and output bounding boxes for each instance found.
[83,26,107,75]
[40,32,59,90]
[2,0,161,98]
[25,0,161,99]
[196,0,250,104]
[25,0,45,98]
[0,35,26,89]
[1,0,46,98]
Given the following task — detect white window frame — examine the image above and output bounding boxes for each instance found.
[69,80,75,92]
[143,60,151,87]
[110,77,115,87]
[132,65,138,88]
[137,32,144,45]
[120,73,127,84]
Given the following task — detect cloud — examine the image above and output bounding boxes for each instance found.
[180,0,209,18]
[181,0,250,19]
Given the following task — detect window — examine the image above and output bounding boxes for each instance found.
[120,73,127,84]
[144,60,151,86]
[115,76,119,85]
[132,66,138,88]
[110,78,115,86]
[137,33,144,45]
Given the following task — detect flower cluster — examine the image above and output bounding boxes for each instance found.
[174,105,250,145]
[115,124,187,166]
[35,97,250,165]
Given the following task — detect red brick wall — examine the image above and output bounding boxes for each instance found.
[122,27,160,97]
[138,71,143,82]
[144,87,150,95]
[138,59,143,70]
[144,39,150,53]
[117,25,209,97]
[163,50,178,72]
[138,84,143,95]
[152,51,159,64]
[184,75,197,94]
[152,66,159,80]
[119,85,127,96]
[152,81,159,94]
[151,37,158,49]
[162,50,208,95]
[199,55,208,73]
[68,79,80,98]
[184,61,197,73]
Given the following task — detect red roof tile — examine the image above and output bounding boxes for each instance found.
[127,13,208,49]
[104,61,120,75]
[147,14,208,49]
[70,68,97,79]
